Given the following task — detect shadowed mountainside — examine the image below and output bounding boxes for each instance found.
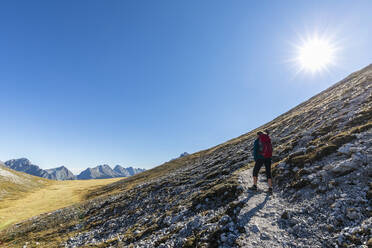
[0,65,371,247]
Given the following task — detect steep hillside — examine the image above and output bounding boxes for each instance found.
[0,65,371,247]
[0,163,51,229]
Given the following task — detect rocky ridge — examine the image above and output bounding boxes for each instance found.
[4,158,50,179]
[0,65,371,247]
[113,165,145,177]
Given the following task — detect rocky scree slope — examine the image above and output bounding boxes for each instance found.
[0,65,371,247]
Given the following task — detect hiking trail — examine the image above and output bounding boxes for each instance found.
[234,168,324,248]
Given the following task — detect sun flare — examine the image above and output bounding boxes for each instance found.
[295,35,337,73]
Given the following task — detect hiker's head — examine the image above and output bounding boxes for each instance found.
[257,131,263,137]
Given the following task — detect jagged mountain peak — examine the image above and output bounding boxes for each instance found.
[5,158,31,165]
[113,164,123,169]
[76,164,145,180]
[112,165,145,177]
[45,166,76,180]
[4,158,49,179]
[97,164,111,168]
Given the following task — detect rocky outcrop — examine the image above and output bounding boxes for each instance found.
[179,152,189,157]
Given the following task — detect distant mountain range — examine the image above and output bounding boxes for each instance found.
[4,158,145,180]
[77,164,145,179]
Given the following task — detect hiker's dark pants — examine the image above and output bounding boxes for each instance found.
[253,158,272,180]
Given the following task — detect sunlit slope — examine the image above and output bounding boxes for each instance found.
[0,163,51,201]
[88,65,372,200]
[0,64,371,247]
[0,164,123,230]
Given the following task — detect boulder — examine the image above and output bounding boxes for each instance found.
[331,159,358,176]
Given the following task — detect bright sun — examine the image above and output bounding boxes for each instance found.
[295,35,337,73]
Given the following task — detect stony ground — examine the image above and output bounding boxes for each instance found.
[0,65,371,247]
[234,128,372,248]
[235,170,301,248]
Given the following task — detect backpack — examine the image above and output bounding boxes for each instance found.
[258,134,272,158]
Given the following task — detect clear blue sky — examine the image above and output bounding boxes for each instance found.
[0,1,371,173]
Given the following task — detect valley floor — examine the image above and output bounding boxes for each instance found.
[0,178,123,230]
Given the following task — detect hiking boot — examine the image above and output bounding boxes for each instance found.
[248,185,257,191]
[268,187,273,194]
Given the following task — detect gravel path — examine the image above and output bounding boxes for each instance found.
[234,168,322,248]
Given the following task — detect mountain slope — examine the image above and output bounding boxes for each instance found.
[4,158,50,179]
[113,165,146,177]
[4,159,77,180]
[77,164,121,179]
[1,65,371,247]
[0,162,50,201]
[45,166,76,180]
[0,163,51,229]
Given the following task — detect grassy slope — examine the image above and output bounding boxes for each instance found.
[0,163,51,201]
[85,152,207,200]
[86,66,372,201]
[0,164,123,230]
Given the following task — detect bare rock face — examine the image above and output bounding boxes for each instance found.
[77,164,120,179]
[45,166,77,180]
[5,159,76,180]
[113,165,145,177]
